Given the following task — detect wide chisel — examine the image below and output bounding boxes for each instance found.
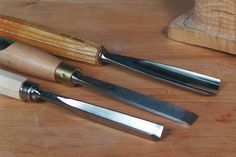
[0,15,221,95]
[0,68,164,141]
[0,37,198,125]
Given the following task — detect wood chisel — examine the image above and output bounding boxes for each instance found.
[0,15,221,95]
[0,37,198,125]
[0,68,164,141]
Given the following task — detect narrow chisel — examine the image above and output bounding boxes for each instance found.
[0,37,198,125]
[0,68,164,140]
[0,15,221,95]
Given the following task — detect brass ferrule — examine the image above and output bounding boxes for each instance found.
[54,62,82,85]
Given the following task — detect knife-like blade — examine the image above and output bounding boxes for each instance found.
[99,52,221,95]
[39,90,164,140]
[71,72,198,125]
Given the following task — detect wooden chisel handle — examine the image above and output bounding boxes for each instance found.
[0,40,62,81]
[0,37,82,85]
[0,15,102,65]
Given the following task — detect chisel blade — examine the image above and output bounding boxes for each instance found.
[100,52,221,95]
[0,37,197,126]
[71,72,198,125]
[42,92,164,140]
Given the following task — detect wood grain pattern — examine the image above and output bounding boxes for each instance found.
[0,15,102,65]
[168,0,236,54]
[0,0,235,157]
[0,42,61,81]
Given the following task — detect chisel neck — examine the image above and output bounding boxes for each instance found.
[98,47,112,64]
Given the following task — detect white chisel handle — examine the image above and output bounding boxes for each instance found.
[0,69,27,100]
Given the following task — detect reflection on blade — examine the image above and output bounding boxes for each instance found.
[40,91,164,140]
[100,52,221,95]
[72,73,198,125]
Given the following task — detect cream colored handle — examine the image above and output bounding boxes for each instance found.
[0,69,27,100]
[0,15,102,65]
[0,41,62,81]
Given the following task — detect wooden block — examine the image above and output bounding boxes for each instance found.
[168,0,236,54]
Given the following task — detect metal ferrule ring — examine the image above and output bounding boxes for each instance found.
[98,46,109,64]
[19,80,41,102]
[54,62,82,85]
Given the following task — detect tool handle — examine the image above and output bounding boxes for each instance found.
[0,69,27,100]
[0,41,62,81]
[0,15,102,65]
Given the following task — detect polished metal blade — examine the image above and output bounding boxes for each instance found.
[39,90,164,140]
[99,52,221,95]
[71,72,198,125]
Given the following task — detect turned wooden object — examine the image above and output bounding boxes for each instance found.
[168,0,236,54]
[0,42,62,81]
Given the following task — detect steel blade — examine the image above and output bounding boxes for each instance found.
[99,52,221,95]
[39,90,164,140]
[71,73,198,125]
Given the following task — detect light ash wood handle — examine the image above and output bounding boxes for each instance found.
[0,69,27,100]
[0,15,102,65]
[0,41,62,82]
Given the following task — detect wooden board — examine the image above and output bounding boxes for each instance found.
[0,0,235,157]
[168,0,236,54]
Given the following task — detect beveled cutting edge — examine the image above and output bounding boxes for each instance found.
[99,51,221,95]
[70,71,198,125]
[19,80,164,141]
